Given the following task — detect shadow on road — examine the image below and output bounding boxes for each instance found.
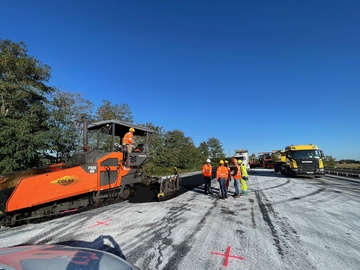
[129,173,207,204]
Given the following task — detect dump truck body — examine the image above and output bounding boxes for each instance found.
[271,150,286,173]
[233,149,250,169]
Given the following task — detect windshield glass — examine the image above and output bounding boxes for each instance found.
[87,126,114,150]
[86,126,146,151]
[291,150,321,159]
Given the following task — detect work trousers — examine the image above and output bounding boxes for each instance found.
[234,179,240,195]
[240,178,248,192]
[124,144,133,153]
[218,178,227,199]
[204,176,212,194]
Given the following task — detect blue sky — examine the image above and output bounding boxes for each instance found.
[1,0,359,160]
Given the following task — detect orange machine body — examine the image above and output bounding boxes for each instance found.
[6,152,130,213]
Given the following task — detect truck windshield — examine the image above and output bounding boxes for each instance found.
[291,150,321,159]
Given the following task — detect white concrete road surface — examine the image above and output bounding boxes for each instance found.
[1,169,360,270]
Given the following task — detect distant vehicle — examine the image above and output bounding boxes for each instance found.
[233,149,250,169]
[258,152,274,169]
[0,244,140,270]
[249,159,259,168]
[273,144,325,177]
[271,149,286,173]
[256,153,264,168]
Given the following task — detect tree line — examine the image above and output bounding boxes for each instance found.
[0,39,226,175]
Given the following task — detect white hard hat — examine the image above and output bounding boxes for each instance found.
[206,159,211,163]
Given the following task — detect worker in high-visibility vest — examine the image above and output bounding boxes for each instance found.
[238,160,248,195]
[231,158,242,198]
[122,127,135,153]
[122,127,135,167]
[216,160,229,199]
[202,159,213,195]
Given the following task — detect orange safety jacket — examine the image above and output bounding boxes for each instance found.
[216,165,229,179]
[233,164,242,179]
[123,132,133,145]
[202,164,212,177]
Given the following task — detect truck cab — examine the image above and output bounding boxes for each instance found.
[284,144,325,177]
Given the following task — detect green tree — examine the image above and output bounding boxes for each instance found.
[46,90,94,163]
[323,155,336,168]
[147,128,203,174]
[207,137,225,160]
[146,124,166,162]
[95,99,133,122]
[141,123,172,175]
[162,130,188,169]
[198,141,210,161]
[0,39,54,173]
[250,153,258,163]
[164,130,203,170]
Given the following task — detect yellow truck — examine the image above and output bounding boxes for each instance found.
[273,144,325,177]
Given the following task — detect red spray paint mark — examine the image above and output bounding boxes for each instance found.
[211,246,245,267]
[88,218,112,229]
[59,209,78,214]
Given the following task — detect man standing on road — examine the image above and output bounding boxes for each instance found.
[231,158,242,198]
[239,160,249,195]
[202,159,213,195]
[216,160,229,199]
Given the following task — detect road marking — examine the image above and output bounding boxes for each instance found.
[88,218,112,229]
[211,246,245,266]
[59,209,78,214]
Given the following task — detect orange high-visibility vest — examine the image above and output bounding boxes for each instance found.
[202,164,212,177]
[233,164,242,179]
[216,165,229,179]
[123,132,133,145]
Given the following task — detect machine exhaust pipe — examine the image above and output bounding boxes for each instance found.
[82,117,89,151]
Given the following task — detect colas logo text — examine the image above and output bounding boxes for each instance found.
[51,176,79,186]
